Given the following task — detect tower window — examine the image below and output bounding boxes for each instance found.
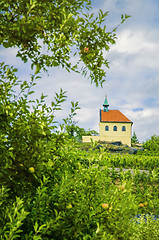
[122,126,126,131]
[113,126,117,131]
[105,125,109,131]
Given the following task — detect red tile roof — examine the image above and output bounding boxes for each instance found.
[100,110,132,123]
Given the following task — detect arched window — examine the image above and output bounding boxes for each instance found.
[113,126,117,131]
[105,125,109,131]
[122,126,126,131]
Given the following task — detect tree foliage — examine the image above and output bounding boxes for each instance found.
[0,63,67,196]
[131,131,139,144]
[0,0,130,86]
[143,135,159,153]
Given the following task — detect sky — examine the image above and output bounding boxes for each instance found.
[1,0,159,142]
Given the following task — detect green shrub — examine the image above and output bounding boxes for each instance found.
[131,215,159,240]
[143,135,159,154]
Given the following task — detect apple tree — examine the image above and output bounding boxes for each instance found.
[0,0,129,86]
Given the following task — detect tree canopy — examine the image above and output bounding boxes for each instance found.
[0,0,129,86]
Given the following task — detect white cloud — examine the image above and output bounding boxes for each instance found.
[113,30,156,54]
[127,107,159,141]
[0,46,29,69]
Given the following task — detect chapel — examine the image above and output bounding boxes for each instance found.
[82,96,133,146]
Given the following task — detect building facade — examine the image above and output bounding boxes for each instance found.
[82,96,133,146]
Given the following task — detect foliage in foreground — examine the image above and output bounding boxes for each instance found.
[1,1,158,238]
[0,64,159,239]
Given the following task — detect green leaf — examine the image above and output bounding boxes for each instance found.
[34,221,38,233]
[3,41,11,48]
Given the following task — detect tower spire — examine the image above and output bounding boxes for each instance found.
[103,95,109,112]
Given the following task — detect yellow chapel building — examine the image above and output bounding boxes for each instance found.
[82,96,133,146]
